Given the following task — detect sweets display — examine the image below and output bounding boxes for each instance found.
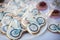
[0,0,60,40]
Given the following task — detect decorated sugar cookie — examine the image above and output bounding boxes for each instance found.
[47,17,60,33]
[21,5,46,34]
[48,24,60,33]
[6,0,29,13]
[0,15,13,34]
[27,17,46,34]
[7,18,25,39]
[0,11,11,21]
[48,24,58,32]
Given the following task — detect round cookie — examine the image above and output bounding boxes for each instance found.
[15,7,28,18]
[27,23,41,34]
[47,17,60,33]
[48,24,60,33]
[48,24,58,32]
[7,18,25,40]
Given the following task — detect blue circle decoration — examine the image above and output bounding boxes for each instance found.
[29,23,38,32]
[2,26,7,32]
[10,29,22,38]
[49,24,57,31]
[31,9,38,15]
[36,17,45,25]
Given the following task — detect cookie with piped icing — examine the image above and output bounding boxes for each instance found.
[0,15,13,34]
[48,17,60,33]
[48,24,60,33]
[21,5,46,34]
[6,18,25,40]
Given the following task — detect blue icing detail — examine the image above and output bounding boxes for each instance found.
[13,29,20,35]
[10,29,22,37]
[49,24,60,32]
[57,25,60,30]
[49,24,57,31]
[57,27,60,30]
[2,25,8,32]
[29,23,38,32]
[0,11,5,20]
[36,17,44,25]
[2,26,7,32]
[31,9,38,15]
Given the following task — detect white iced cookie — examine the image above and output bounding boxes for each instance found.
[0,11,7,21]
[48,24,58,32]
[7,18,25,40]
[27,15,46,34]
[21,6,39,27]
[48,18,60,33]
[0,10,12,21]
[0,15,13,34]
[48,24,60,33]
[21,6,46,34]
[15,7,28,18]
[5,0,29,19]
[27,23,39,34]
[6,0,29,13]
